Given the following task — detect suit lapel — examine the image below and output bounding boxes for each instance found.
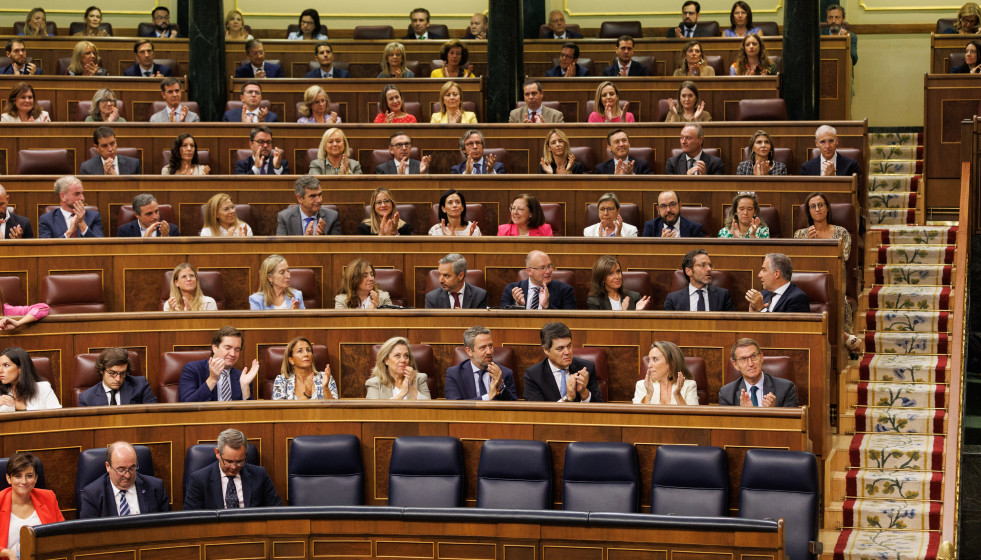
[762,374,777,401]
[540,360,560,401]
[461,361,477,399]
[240,465,252,507]
[133,475,149,512]
[210,463,223,508]
[92,383,107,404]
[104,476,119,515]
[119,378,133,405]
[461,284,474,308]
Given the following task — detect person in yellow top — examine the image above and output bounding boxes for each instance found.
[430,81,478,123]
[430,40,475,78]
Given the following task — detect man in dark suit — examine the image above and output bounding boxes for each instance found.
[718,338,799,407]
[524,322,602,402]
[0,185,33,239]
[178,326,259,402]
[78,348,158,406]
[664,249,735,311]
[594,129,650,175]
[116,194,179,238]
[545,43,589,77]
[665,123,724,175]
[745,253,810,313]
[500,250,577,310]
[234,126,290,175]
[1,40,41,75]
[222,82,279,123]
[38,176,103,238]
[123,40,172,77]
[142,6,179,38]
[80,127,142,175]
[183,429,282,510]
[642,191,704,238]
[425,254,488,309]
[234,39,284,78]
[602,36,650,76]
[450,130,506,174]
[800,125,861,179]
[402,8,447,40]
[445,326,517,400]
[542,11,583,39]
[667,1,713,38]
[78,441,170,518]
[376,132,431,174]
[276,176,340,236]
[304,42,351,78]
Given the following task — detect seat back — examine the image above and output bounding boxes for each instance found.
[0,276,26,307]
[368,148,417,174]
[160,149,210,170]
[429,203,485,229]
[573,348,608,402]
[373,101,421,123]
[40,273,106,314]
[451,346,515,374]
[16,149,73,175]
[639,355,709,405]
[369,343,435,395]
[261,344,329,399]
[758,206,781,238]
[936,18,957,34]
[540,203,564,235]
[150,100,199,116]
[198,203,254,233]
[741,147,795,171]
[630,55,656,75]
[224,100,272,114]
[568,146,595,172]
[354,25,393,39]
[538,23,582,38]
[725,356,795,390]
[183,443,259,496]
[680,206,713,236]
[551,57,594,75]
[477,439,551,509]
[735,98,789,121]
[372,268,407,307]
[586,99,638,122]
[651,445,728,516]
[431,100,477,117]
[136,22,180,37]
[656,98,673,122]
[362,205,416,236]
[584,203,642,231]
[289,268,319,309]
[456,147,509,173]
[13,21,58,36]
[76,99,125,122]
[157,350,211,403]
[117,204,176,235]
[295,100,345,122]
[159,270,225,310]
[808,148,862,172]
[950,52,966,72]
[621,271,652,301]
[562,441,639,513]
[669,269,733,296]
[68,22,113,35]
[72,350,143,406]
[790,272,831,314]
[428,24,450,38]
[704,55,725,75]
[696,21,721,36]
[0,457,45,490]
[388,436,463,507]
[77,445,153,507]
[289,435,364,505]
[756,21,780,35]
[599,21,642,38]
[425,269,486,293]
[31,357,53,385]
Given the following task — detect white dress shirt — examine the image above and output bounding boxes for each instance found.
[525,280,545,309]
[102,382,120,404]
[59,207,86,237]
[446,284,466,308]
[688,284,709,311]
[111,480,141,515]
[469,361,492,401]
[548,360,590,402]
[101,156,120,174]
[763,282,790,312]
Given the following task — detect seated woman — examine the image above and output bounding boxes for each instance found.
[633,341,698,405]
[359,187,412,236]
[584,192,638,237]
[334,258,392,309]
[272,337,337,400]
[163,133,209,175]
[730,33,777,75]
[946,3,981,34]
[539,128,586,174]
[952,40,981,73]
[66,41,108,76]
[309,128,361,175]
[85,88,124,122]
[718,192,769,238]
[22,8,53,37]
[73,6,110,37]
[225,10,253,41]
[1,83,50,123]
[498,193,552,236]
[378,42,415,78]
[164,263,218,311]
[0,452,64,560]
[297,85,340,124]
[0,286,49,330]
[430,81,477,123]
[0,347,61,412]
[673,41,715,76]
[200,193,252,237]
[374,84,417,123]
[665,80,711,123]
[287,9,328,40]
[431,40,475,78]
[365,336,431,400]
[249,254,305,310]
[724,1,762,37]
[736,130,788,175]
[587,255,649,310]
[587,81,633,123]
[429,188,480,236]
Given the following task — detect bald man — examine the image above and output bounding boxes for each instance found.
[79,441,170,518]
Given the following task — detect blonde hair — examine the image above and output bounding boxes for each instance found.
[202,193,243,234]
[225,9,246,31]
[299,85,328,118]
[316,127,348,160]
[68,41,98,75]
[593,81,622,119]
[381,42,408,75]
[955,3,981,33]
[364,187,406,234]
[88,87,116,121]
[436,80,461,115]
[256,254,295,307]
[370,336,417,388]
[24,8,47,37]
[167,263,207,311]
[542,128,570,166]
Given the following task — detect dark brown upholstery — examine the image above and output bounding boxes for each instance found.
[725,355,794,389]
[150,100,199,116]
[373,101,422,123]
[568,146,596,172]
[586,99,638,122]
[40,273,106,314]
[670,269,733,294]
[16,149,73,175]
[428,24,450,38]
[605,147,654,170]
[289,268,319,309]
[741,147,795,170]
[679,206,713,236]
[936,18,957,34]
[116,204,176,232]
[36,99,52,119]
[638,355,709,405]
[767,55,782,73]
[704,55,725,76]
[374,269,407,307]
[305,148,319,172]
[574,348,608,402]
[696,21,721,36]
[354,25,393,39]
[538,23,582,38]
[261,344,330,399]
[368,148,421,174]
[31,357,53,384]
[75,99,125,122]
[631,55,656,75]
[425,269,486,293]
[656,98,673,122]
[791,272,831,314]
[517,269,574,286]
[551,57,595,75]
[198,203,254,232]
[403,60,421,76]
[451,346,515,374]
[369,343,436,396]
[540,203,564,235]
[951,52,966,71]
[362,204,416,230]
[159,270,226,310]
[294,101,345,123]
[622,271,652,301]
[158,350,210,403]
[160,149,210,168]
[57,58,71,76]
[756,21,780,35]
[13,21,58,35]
[224,100,272,113]
[584,203,642,230]
[0,276,26,307]
[136,23,180,37]
[759,206,782,238]
[68,22,112,35]
[734,98,789,121]
[809,148,862,171]
[599,21,642,38]
[72,350,142,407]
[429,203,486,228]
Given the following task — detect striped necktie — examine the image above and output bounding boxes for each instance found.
[118,490,131,515]
[219,370,232,401]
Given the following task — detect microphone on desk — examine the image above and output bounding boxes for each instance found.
[491,305,526,310]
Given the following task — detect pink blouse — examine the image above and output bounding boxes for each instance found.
[497,223,553,237]
[3,303,50,321]
[587,112,635,123]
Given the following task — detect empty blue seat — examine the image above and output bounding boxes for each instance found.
[0,456,46,490]
[388,436,463,508]
[288,435,364,506]
[651,445,728,517]
[76,446,153,506]
[182,442,259,496]
[476,439,551,510]
[562,441,639,513]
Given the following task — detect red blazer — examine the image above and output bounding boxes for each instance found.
[0,487,64,548]
[497,223,553,236]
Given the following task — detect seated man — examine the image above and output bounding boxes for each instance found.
[800,125,860,178]
[669,0,711,38]
[78,441,170,518]
[80,126,142,175]
[0,184,33,238]
[745,253,810,313]
[142,6,178,38]
[594,129,650,175]
[304,42,351,78]
[123,40,172,77]
[1,39,42,75]
[508,80,564,123]
[500,250,577,310]
[149,78,199,122]
[425,253,488,309]
[603,35,650,76]
[664,123,724,175]
[178,326,259,402]
[235,126,290,175]
[821,4,857,66]
[641,190,704,237]
[38,176,103,238]
[451,130,505,174]
[445,326,517,400]
[542,11,583,39]
[376,132,431,174]
[463,13,488,39]
[222,81,278,123]
[183,429,282,509]
[664,249,734,311]
[117,193,179,237]
[402,8,447,40]
[79,348,158,405]
[234,39,284,78]
[524,322,602,402]
[276,176,340,235]
[719,338,799,407]
[546,42,589,77]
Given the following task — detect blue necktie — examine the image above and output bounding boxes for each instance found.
[219,370,232,401]
[303,217,314,234]
[225,475,239,508]
[558,369,567,398]
[476,372,487,398]
[696,289,706,311]
[118,490,131,515]
[750,386,760,407]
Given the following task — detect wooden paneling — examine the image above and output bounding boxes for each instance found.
[930,33,978,74]
[923,74,981,209]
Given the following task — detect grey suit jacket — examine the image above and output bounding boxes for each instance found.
[507,105,565,124]
[424,283,489,309]
[149,107,200,123]
[365,373,431,399]
[275,205,341,236]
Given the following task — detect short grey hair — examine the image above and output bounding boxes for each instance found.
[463,325,491,350]
[294,175,320,197]
[597,192,620,209]
[815,125,837,139]
[460,129,484,150]
[440,253,467,275]
[132,193,156,215]
[216,428,247,454]
[53,175,81,196]
[766,252,793,281]
[683,123,704,138]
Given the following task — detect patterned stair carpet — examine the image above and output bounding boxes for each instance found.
[834,132,950,560]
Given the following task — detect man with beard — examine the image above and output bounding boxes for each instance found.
[664,249,734,311]
[641,191,704,237]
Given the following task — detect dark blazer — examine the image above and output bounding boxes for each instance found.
[221,108,279,122]
[665,151,724,175]
[178,358,250,402]
[538,161,587,174]
[424,283,488,309]
[663,285,734,311]
[444,359,517,401]
[594,157,650,175]
[78,472,170,518]
[545,64,589,77]
[116,220,180,237]
[799,153,860,178]
[0,64,42,75]
[38,208,103,238]
[304,67,351,78]
[450,159,506,174]
[541,30,583,39]
[641,216,704,238]
[80,155,142,175]
[718,373,799,407]
[587,289,642,310]
[123,63,172,77]
[234,62,284,78]
[275,205,340,236]
[762,282,810,313]
[234,156,291,175]
[500,279,577,309]
[376,159,423,174]
[183,462,282,510]
[2,211,33,238]
[667,25,713,38]
[602,61,650,76]
[78,375,158,406]
[523,357,602,402]
[401,29,448,40]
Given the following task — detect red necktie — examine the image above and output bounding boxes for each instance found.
[451,293,461,309]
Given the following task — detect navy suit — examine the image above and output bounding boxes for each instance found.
[665,152,724,175]
[602,61,650,76]
[641,216,704,238]
[80,155,142,175]
[1,212,33,238]
[304,67,351,78]
[0,64,42,75]
[500,279,577,310]
[123,63,172,77]
[78,473,170,518]
[401,29,449,40]
[800,153,860,178]
[523,357,602,402]
[78,375,158,406]
[376,159,422,174]
[183,462,281,510]
[450,159,506,174]
[444,359,517,401]
[545,64,589,77]
[718,373,799,407]
[38,208,103,238]
[762,282,810,313]
[594,157,650,175]
[221,108,279,123]
[424,284,488,309]
[234,156,290,175]
[178,358,250,402]
[541,30,583,39]
[663,285,734,311]
[233,62,284,78]
[667,25,713,38]
[116,220,180,237]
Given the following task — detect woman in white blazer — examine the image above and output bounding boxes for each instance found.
[0,347,61,412]
[633,341,699,405]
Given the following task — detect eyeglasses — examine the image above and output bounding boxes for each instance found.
[99,98,116,104]
[735,352,761,365]
[808,202,827,210]
[253,139,272,145]
[178,273,197,280]
[465,141,483,147]
[391,142,412,149]
[374,199,393,206]
[528,264,554,271]
[598,206,618,214]
[559,53,575,60]
[111,465,138,475]
[509,206,528,213]
[153,15,170,21]
[658,202,679,210]
[218,455,246,467]
[104,369,129,379]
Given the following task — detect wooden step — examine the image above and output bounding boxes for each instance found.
[841,381,950,410]
[839,409,948,435]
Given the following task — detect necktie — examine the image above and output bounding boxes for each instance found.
[687,157,695,171]
[143,71,151,77]
[303,217,314,234]
[616,160,623,173]
[530,287,539,309]
[259,162,267,175]
[248,112,257,123]
[750,386,760,407]
[451,292,461,309]
[531,111,539,122]
[474,163,482,174]
[104,160,115,175]
[686,28,693,38]
[558,369,568,398]
[109,389,118,405]
[761,292,774,312]
[118,490,131,515]
[219,370,232,401]
[476,371,487,397]
[225,475,239,508]
[696,289,706,311]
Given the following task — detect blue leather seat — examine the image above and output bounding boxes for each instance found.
[562,441,639,513]
[650,445,728,517]
[182,443,259,496]
[739,449,821,559]
[76,446,154,506]
[388,436,463,508]
[288,435,364,506]
[476,439,551,510]
[0,457,46,490]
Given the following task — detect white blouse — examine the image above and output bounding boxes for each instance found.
[200,224,253,237]
[163,295,217,311]
[0,381,62,413]
[7,509,41,555]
